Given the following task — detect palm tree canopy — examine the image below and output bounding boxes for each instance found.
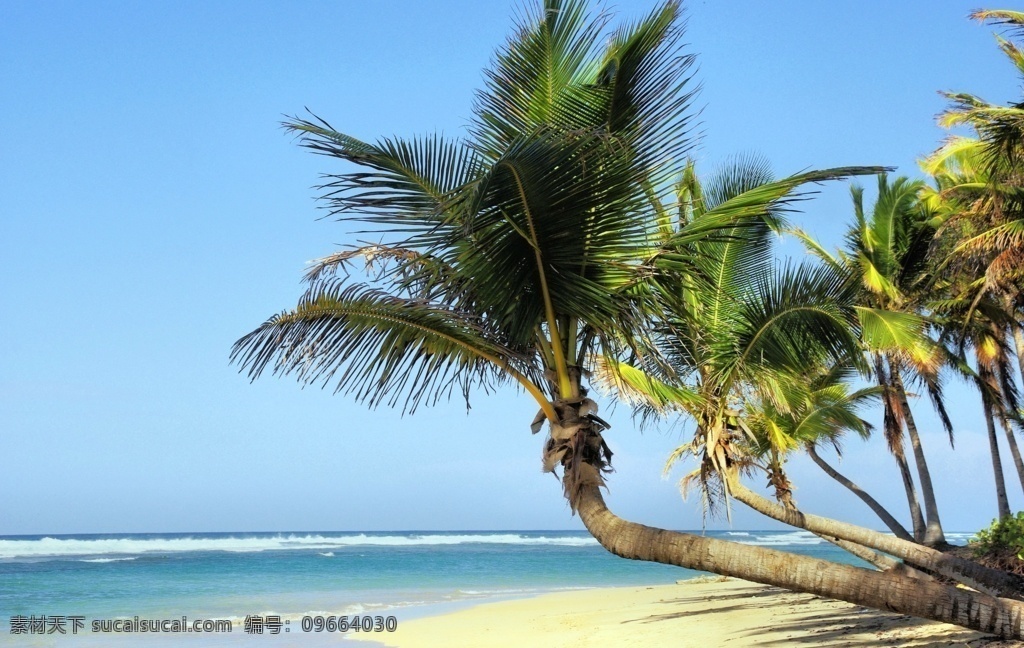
[234,0,882,429]
[927,10,1024,303]
[235,0,701,413]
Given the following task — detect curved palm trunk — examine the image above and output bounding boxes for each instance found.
[726,476,1024,599]
[806,445,913,541]
[575,481,1024,639]
[821,535,902,572]
[773,460,902,571]
[890,365,946,546]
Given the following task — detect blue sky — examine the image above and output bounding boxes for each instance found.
[1,0,1020,534]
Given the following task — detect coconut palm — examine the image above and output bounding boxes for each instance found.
[597,159,1021,595]
[233,0,1024,636]
[738,365,923,567]
[740,365,915,541]
[931,10,1024,316]
[931,288,1024,516]
[793,175,952,545]
[923,11,1024,509]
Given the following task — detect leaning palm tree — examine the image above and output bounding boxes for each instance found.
[233,0,1024,636]
[738,364,921,567]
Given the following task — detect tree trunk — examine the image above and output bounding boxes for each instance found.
[726,477,1024,599]
[1000,408,1024,496]
[1013,324,1024,386]
[806,444,913,542]
[984,391,1013,520]
[890,364,946,546]
[575,482,1024,639]
[820,534,901,572]
[896,449,927,542]
[1007,322,1024,495]
[875,355,926,541]
[978,354,1012,520]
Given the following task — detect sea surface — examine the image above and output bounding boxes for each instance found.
[0,530,975,646]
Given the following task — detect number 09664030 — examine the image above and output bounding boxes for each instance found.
[300,615,397,633]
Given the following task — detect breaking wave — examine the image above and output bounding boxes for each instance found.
[0,533,599,559]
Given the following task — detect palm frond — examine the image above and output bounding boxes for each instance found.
[596,0,696,178]
[231,282,542,414]
[454,127,657,349]
[472,0,607,155]
[284,117,479,232]
[972,9,1024,38]
[854,306,938,371]
[727,262,859,383]
[590,355,704,417]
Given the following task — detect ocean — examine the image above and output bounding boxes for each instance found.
[0,530,975,646]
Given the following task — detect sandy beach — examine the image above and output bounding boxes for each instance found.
[351,577,1019,648]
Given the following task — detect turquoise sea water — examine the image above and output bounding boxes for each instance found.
[1,530,974,646]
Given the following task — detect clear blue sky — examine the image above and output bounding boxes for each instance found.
[1,0,1019,534]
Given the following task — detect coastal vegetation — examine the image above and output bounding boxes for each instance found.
[233,1,1024,638]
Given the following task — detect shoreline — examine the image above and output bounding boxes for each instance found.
[349,577,1010,647]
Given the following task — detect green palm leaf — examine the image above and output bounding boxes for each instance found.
[284,117,479,231]
[231,282,543,414]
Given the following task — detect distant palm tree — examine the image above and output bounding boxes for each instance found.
[795,175,950,545]
[923,9,1024,514]
[233,0,1024,635]
[931,287,1024,518]
[740,365,915,541]
[594,159,1015,592]
[931,9,1024,318]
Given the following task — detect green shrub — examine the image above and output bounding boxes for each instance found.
[970,512,1024,575]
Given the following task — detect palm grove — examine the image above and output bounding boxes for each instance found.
[232,2,1024,639]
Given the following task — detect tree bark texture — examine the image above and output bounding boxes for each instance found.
[875,355,926,541]
[895,449,927,542]
[575,482,1024,639]
[1000,409,1024,497]
[727,478,1024,600]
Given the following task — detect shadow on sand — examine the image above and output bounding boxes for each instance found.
[622,583,1017,647]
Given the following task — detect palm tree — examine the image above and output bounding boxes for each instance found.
[794,175,951,546]
[741,364,915,542]
[737,363,919,566]
[929,10,1024,333]
[597,159,1019,595]
[931,288,1024,517]
[923,8,1024,509]
[233,0,1024,636]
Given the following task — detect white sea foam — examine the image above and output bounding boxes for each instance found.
[456,588,543,596]
[77,557,137,563]
[455,586,590,596]
[944,532,975,545]
[732,531,824,547]
[0,533,599,559]
[318,552,334,557]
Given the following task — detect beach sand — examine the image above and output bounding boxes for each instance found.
[350,577,1021,647]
